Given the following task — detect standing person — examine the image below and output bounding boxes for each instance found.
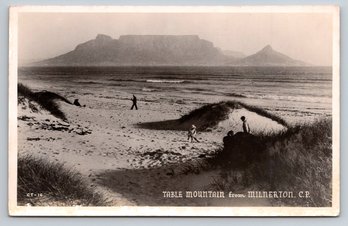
[240,116,251,133]
[187,124,200,143]
[130,94,138,110]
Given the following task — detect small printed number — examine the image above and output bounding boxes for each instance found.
[26,193,43,197]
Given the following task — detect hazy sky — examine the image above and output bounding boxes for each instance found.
[18,12,333,65]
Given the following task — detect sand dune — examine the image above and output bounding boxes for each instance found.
[217,108,286,135]
[17,90,288,206]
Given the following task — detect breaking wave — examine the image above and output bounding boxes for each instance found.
[244,93,331,103]
[146,79,188,84]
[142,87,157,92]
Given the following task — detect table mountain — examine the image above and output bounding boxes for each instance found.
[36,34,234,66]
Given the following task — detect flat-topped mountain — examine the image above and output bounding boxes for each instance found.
[37,34,233,66]
[34,35,308,66]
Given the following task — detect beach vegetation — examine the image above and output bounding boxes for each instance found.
[18,83,71,120]
[17,155,107,206]
[210,117,332,207]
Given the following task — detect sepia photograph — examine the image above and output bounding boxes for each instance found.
[8,6,340,216]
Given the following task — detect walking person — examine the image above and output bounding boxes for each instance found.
[130,94,138,110]
[240,116,251,133]
[187,124,200,143]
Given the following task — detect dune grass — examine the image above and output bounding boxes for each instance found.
[138,101,234,131]
[18,83,71,121]
[18,155,107,206]
[179,101,238,130]
[210,118,332,207]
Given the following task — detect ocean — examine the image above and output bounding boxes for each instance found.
[18,66,332,122]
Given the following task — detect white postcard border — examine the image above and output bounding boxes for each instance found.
[8,5,340,216]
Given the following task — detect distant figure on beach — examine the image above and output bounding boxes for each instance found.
[241,116,251,133]
[73,99,81,107]
[188,124,200,143]
[131,95,138,110]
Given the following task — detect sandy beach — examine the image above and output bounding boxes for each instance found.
[15,63,333,208]
[17,88,290,206]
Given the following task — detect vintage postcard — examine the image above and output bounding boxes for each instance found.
[8,6,340,216]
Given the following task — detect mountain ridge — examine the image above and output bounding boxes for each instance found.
[34,34,308,67]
